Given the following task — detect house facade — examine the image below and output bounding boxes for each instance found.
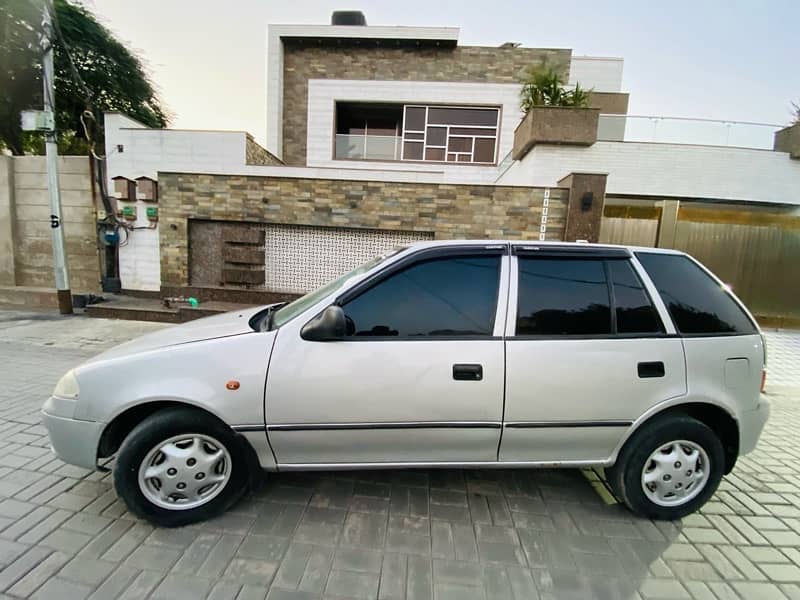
[104,14,800,323]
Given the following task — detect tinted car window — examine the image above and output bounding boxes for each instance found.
[342,255,500,337]
[609,260,664,334]
[636,253,756,335]
[516,258,611,335]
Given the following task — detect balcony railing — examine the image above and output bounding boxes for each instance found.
[335,134,402,161]
[597,115,782,150]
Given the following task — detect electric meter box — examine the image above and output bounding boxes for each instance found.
[20,110,54,132]
[136,177,158,202]
[112,176,135,200]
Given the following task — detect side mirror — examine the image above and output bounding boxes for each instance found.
[300,305,347,341]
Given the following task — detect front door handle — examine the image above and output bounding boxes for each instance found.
[638,361,665,378]
[453,364,483,381]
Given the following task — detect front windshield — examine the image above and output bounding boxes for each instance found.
[270,248,404,329]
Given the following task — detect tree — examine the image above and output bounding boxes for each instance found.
[519,65,592,112]
[0,0,167,155]
[793,100,800,125]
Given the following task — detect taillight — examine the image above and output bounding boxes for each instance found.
[761,368,767,394]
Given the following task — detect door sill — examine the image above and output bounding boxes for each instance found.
[276,459,609,471]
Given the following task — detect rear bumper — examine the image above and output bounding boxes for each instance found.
[41,410,105,470]
[739,398,770,455]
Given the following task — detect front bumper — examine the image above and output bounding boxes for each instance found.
[739,398,770,455]
[41,409,105,470]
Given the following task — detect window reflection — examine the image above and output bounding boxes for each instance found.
[343,256,500,338]
[516,259,611,335]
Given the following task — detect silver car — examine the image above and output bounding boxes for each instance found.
[42,241,769,527]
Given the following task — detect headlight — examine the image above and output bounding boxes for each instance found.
[53,369,80,399]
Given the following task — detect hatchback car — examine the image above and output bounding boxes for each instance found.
[43,241,769,526]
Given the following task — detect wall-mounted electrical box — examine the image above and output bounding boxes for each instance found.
[136,176,158,202]
[145,206,158,221]
[120,205,137,221]
[112,176,135,200]
[20,110,55,132]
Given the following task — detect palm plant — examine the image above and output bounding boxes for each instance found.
[519,65,592,112]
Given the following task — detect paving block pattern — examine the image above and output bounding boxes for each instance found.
[0,313,798,599]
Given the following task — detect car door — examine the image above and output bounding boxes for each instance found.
[501,246,687,463]
[264,245,509,466]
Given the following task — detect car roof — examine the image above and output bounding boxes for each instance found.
[402,239,686,256]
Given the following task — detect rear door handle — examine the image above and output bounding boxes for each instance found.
[453,364,483,381]
[638,361,665,378]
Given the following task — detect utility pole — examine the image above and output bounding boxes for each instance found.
[41,0,72,314]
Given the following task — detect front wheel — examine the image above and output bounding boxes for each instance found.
[113,407,250,527]
[607,415,724,520]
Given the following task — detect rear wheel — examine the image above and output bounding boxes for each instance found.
[114,407,250,527]
[607,415,724,520]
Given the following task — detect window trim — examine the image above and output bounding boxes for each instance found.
[328,244,509,341]
[510,255,667,339]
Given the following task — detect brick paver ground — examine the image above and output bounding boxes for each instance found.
[0,311,798,599]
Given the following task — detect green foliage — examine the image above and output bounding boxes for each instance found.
[519,65,592,112]
[0,0,167,155]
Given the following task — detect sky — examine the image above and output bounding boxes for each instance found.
[86,0,799,147]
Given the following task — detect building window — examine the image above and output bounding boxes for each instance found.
[333,102,500,165]
[402,105,500,164]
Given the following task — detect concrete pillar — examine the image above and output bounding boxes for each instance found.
[656,199,680,248]
[774,122,800,159]
[0,156,17,285]
[557,172,608,243]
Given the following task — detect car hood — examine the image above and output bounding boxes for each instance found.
[87,304,274,363]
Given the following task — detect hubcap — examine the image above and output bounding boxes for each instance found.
[641,440,710,507]
[138,434,231,510]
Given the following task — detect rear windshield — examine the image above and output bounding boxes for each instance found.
[636,252,757,335]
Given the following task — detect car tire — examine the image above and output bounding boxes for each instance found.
[607,414,724,520]
[113,407,251,527]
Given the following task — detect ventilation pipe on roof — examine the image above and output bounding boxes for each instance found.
[331,11,367,26]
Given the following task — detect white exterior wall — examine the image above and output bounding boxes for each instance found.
[306,79,522,183]
[497,141,800,205]
[105,113,254,291]
[568,57,624,92]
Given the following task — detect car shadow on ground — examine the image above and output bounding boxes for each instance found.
[201,467,681,598]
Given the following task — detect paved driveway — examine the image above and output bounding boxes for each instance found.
[0,311,799,600]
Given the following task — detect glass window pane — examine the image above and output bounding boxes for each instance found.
[343,256,500,337]
[609,260,663,334]
[516,258,611,336]
[457,154,471,162]
[404,107,426,131]
[425,148,445,161]
[473,138,496,163]
[448,137,472,153]
[450,127,497,136]
[403,141,423,160]
[404,132,424,141]
[428,107,499,127]
[636,253,756,334]
[426,127,446,146]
